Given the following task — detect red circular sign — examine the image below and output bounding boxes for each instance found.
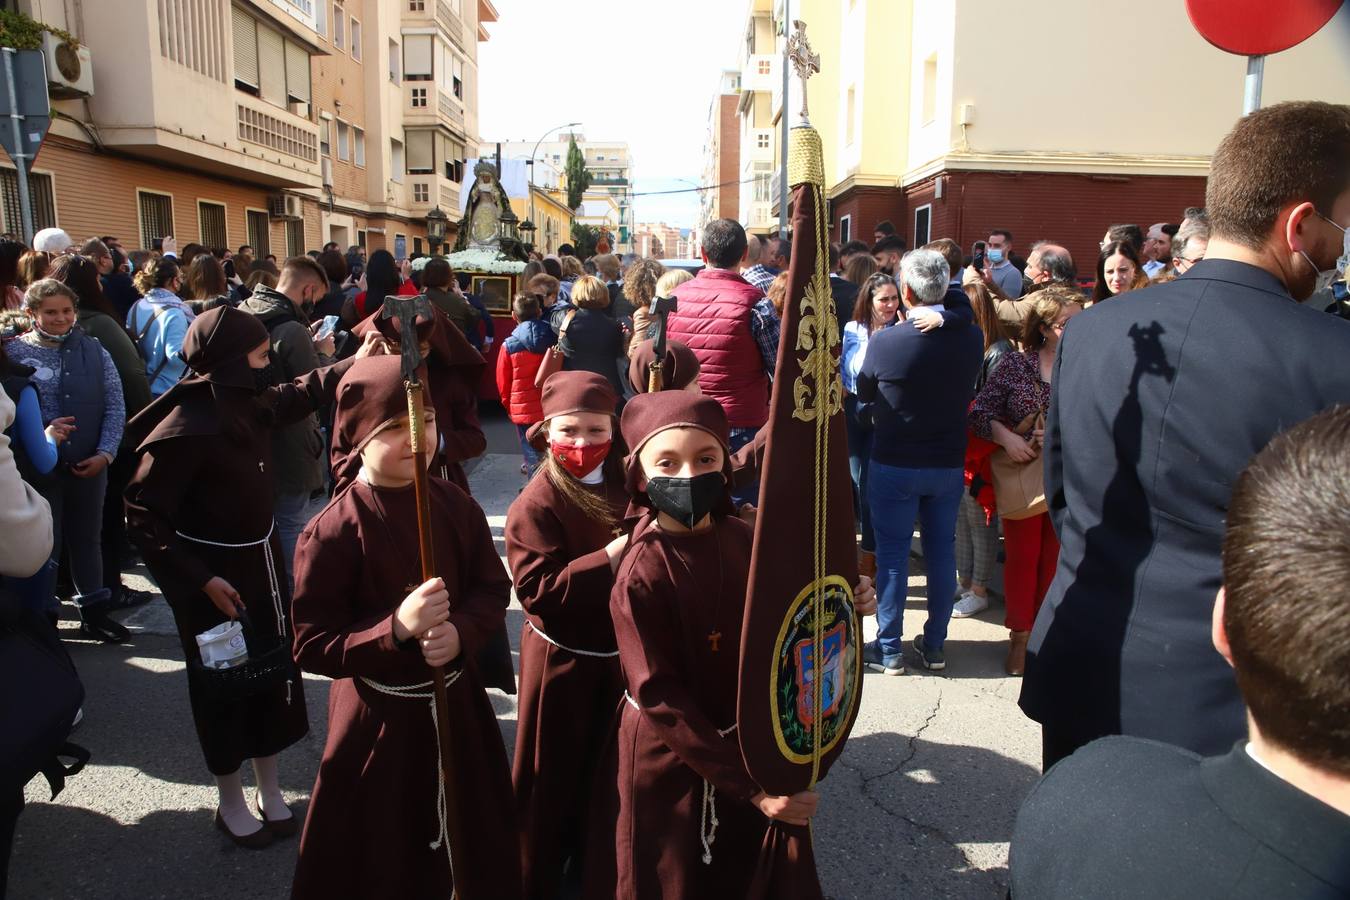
[1186,0,1342,56]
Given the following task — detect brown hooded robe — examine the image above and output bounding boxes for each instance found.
[290,355,520,900]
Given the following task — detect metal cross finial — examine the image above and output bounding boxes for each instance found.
[787,19,820,124]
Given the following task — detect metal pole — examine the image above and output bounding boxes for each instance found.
[1243,55,1265,116]
[3,49,34,246]
[778,0,790,238]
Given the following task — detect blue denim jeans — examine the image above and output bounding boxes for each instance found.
[516,423,542,472]
[275,490,329,592]
[843,395,875,552]
[728,426,760,507]
[867,462,964,656]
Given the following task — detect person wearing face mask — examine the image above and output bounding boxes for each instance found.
[13,279,125,640]
[240,256,342,590]
[124,305,384,848]
[1021,101,1350,773]
[983,229,1024,299]
[504,371,629,900]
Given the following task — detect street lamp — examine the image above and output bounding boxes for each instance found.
[426,206,448,253]
[499,204,520,244]
[518,218,536,251]
[528,121,581,242]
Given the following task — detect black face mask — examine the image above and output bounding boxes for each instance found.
[252,362,279,395]
[646,472,725,529]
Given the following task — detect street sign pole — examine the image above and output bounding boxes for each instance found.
[778,0,789,239]
[1242,54,1265,115]
[2,48,34,245]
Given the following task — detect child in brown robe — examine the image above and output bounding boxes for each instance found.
[289,355,520,900]
[586,391,822,900]
[125,306,378,848]
[505,371,630,899]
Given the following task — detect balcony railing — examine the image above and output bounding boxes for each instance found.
[438,90,465,132]
[437,0,466,49]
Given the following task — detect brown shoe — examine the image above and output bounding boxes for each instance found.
[255,797,299,838]
[1005,631,1031,676]
[214,810,274,849]
[858,551,877,579]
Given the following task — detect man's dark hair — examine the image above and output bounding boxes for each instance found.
[423,257,453,289]
[1222,404,1350,776]
[871,235,907,256]
[874,220,896,236]
[1106,224,1145,252]
[238,245,253,255]
[1161,223,1179,238]
[922,239,962,279]
[990,229,1013,244]
[828,242,840,270]
[1208,101,1350,249]
[542,257,563,279]
[557,243,575,257]
[769,237,791,264]
[840,239,870,260]
[701,218,749,269]
[1032,242,1077,284]
[280,254,328,289]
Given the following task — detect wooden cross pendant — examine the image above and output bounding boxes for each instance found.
[707,630,722,653]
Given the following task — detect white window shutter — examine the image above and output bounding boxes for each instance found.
[232,7,258,88]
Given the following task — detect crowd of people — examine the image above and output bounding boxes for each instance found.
[1,99,1348,898]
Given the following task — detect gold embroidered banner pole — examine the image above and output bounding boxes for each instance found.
[737,21,862,899]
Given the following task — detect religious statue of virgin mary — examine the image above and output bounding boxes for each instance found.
[454,160,514,251]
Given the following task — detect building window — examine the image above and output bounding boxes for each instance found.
[411,87,427,108]
[403,34,432,82]
[319,115,331,156]
[350,18,361,61]
[198,201,227,249]
[357,229,366,248]
[287,218,305,257]
[0,169,56,234]
[389,39,401,84]
[138,190,174,250]
[336,121,350,161]
[332,5,344,49]
[838,214,851,245]
[315,0,326,38]
[232,8,311,110]
[353,127,365,167]
[412,183,429,203]
[913,204,932,248]
[247,209,271,257]
[406,131,433,175]
[413,236,423,256]
[756,132,770,149]
[391,139,404,183]
[409,0,424,9]
[757,59,770,75]
[452,56,462,99]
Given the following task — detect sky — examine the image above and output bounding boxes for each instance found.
[478,0,748,228]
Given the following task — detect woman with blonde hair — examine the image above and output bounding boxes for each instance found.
[185,253,232,313]
[558,275,626,400]
[558,255,585,303]
[16,250,50,290]
[622,258,665,352]
[844,253,878,288]
[969,285,1083,674]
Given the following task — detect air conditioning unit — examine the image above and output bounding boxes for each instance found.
[321,158,333,188]
[42,33,94,99]
[267,194,304,220]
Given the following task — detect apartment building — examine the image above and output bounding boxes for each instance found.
[732,0,1348,271]
[0,0,493,259]
[490,134,635,253]
[632,222,687,260]
[735,0,777,236]
[697,69,741,231]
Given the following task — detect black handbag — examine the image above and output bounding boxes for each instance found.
[0,603,89,798]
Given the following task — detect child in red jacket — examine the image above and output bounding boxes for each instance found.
[495,292,555,474]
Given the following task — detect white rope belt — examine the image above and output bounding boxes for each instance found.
[360,671,463,879]
[177,520,292,704]
[525,619,619,658]
[623,691,737,865]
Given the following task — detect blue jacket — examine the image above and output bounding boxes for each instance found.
[127,288,194,395]
[504,318,555,355]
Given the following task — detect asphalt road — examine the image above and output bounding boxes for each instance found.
[11,410,1041,900]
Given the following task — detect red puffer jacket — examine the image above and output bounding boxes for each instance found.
[495,318,555,424]
[667,268,769,428]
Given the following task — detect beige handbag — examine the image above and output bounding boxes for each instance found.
[989,410,1047,521]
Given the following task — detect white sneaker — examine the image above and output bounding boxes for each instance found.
[951,592,989,618]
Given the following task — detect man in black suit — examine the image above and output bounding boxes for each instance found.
[1022,101,1350,767]
[828,242,859,335]
[1010,407,1350,898]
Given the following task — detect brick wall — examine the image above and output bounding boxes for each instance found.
[829,185,907,246]
[716,95,740,221]
[908,170,1207,276]
[311,1,372,205]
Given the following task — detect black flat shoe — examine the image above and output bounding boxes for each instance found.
[78,608,130,644]
[109,587,155,610]
[255,797,298,838]
[214,810,273,849]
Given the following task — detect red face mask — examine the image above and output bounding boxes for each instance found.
[551,440,611,478]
